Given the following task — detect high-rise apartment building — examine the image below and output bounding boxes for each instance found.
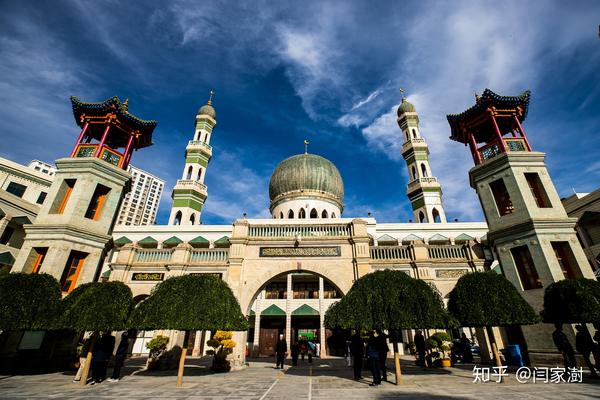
[117,165,165,226]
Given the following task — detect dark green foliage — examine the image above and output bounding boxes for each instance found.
[448,271,540,327]
[324,270,454,331]
[0,273,61,330]
[60,281,133,331]
[541,278,600,324]
[129,275,248,331]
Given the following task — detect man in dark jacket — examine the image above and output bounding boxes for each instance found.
[291,341,300,366]
[367,332,381,386]
[91,332,115,384]
[552,323,576,370]
[275,334,287,369]
[350,331,364,380]
[414,330,426,368]
[376,330,389,382]
[108,332,129,382]
[575,325,598,377]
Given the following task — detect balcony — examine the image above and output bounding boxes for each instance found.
[478,137,529,162]
[74,144,124,167]
[174,179,208,196]
[401,138,427,154]
[407,177,439,193]
[187,140,213,157]
[248,224,351,238]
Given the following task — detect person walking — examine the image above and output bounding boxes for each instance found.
[414,330,426,369]
[367,332,381,387]
[552,323,576,370]
[575,325,599,377]
[275,334,287,369]
[460,333,473,363]
[350,331,363,380]
[108,332,129,382]
[376,330,389,382]
[291,341,300,366]
[91,332,115,385]
[73,334,92,383]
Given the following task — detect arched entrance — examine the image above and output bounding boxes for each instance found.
[246,270,347,358]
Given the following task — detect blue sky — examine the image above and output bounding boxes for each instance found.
[0,0,598,225]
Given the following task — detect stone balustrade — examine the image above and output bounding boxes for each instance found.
[370,244,470,261]
[187,140,213,155]
[175,179,208,193]
[248,224,352,238]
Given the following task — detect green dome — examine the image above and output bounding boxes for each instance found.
[197,103,216,119]
[269,153,344,202]
[397,98,416,116]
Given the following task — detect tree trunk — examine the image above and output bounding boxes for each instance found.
[176,330,190,388]
[80,331,97,387]
[392,340,402,385]
[485,326,504,382]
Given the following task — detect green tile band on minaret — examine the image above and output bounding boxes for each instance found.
[397,90,447,223]
[168,91,216,226]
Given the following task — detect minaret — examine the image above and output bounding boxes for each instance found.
[11,96,156,293]
[397,90,447,223]
[447,89,594,359]
[168,91,216,226]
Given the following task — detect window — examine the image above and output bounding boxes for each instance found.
[265,282,287,299]
[288,210,294,219]
[279,212,283,219]
[310,208,318,218]
[412,129,417,139]
[197,169,202,182]
[421,163,428,177]
[52,179,76,214]
[174,211,182,225]
[84,184,111,220]
[405,132,409,142]
[299,208,306,219]
[322,210,328,218]
[489,178,515,216]
[6,181,26,198]
[419,211,426,223]
[186,166,193,180]
[552,242,581,279]
[60,251,87,293]
[0,226,14,245]
[331,212,336,218]
[412,166,417,180]
[36,192,47,205]
[432,208,441,223]
[190,214,195,225]
[524,173,552,208]
[510,245,542,290]
[31,247,48,274]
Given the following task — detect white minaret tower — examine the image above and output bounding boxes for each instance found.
[168,91,216,226]
[397,90,447,223]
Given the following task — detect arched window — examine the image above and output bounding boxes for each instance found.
[412,166,417,179]
[405,132,409,142]
[299,208,306,219]
[421,163,428,177]
[197,168,202,181]
[288,210,294,219]
[418,211,426,223]
[331,212,336,218]
[322,210,328,218]
[190,214,195,225]
[310,208,318,218]
[174,211,182,225]
[186,166,193,180]
[280,212,283,219]
[412,129,417,139]
[432,208,441,223]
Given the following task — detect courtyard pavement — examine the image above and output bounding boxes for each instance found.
[0,356,599,399]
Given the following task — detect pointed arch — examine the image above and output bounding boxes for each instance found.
[310,208,318,218]
[321,209,328,218]
[331,212,336,218]
[189,213,196,225]
[299,208,306,219]
[174,211,182,225]
[412,166,417,179]
[412,129,417,139]
[288,209,294,219]
[421,163,428,177]
[432,208,441,223]
[279,211,283,219]
[418,211,426,223]
[405,131,409,142]
[186,166,193,180]
[197,168,202,181]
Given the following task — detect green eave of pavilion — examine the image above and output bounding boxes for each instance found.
[188,235,210,248]
[214,236,230,248]
[138,236,158,248]
[292,304,319,316]
[114,236,132,247]
[261,304,286,317]
[162,236,183,248]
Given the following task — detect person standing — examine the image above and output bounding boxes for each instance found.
[460,333,474,363]
[367,332,381,387]
[73,334,92,383]
[91,332,115,385]
[376,330,389,382]
[552,323,576,370]
[350,331,363,380]
[414,330,426,369]
[291,341,300,366]
[315,341,321,358]
[575,325,599,377]
[108,332,129,382]
[275,334,287,369]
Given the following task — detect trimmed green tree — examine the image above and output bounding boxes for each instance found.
[0,273,62,331]
[448,271,540,371]
[60,281,133,386]
[541,278,600,324]
[128,275,248,387]
[324,270,454,385]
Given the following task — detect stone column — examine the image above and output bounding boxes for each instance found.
[285,273,292,355]
[252,292,262,357]
[318,276,326,358]
[0,215,11,240]
[192,330,203,356]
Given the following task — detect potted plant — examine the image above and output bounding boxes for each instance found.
[425,332,452,367]
[145,335,169,370]
[206,330,236,372]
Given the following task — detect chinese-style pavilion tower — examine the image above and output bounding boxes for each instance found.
[12,96,156,293]
[168,92,216,226]
[447,89,594,359]
[397,92,447,223]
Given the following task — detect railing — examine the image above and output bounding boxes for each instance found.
[407,177,438,189]
[427,245,466,259]
[134,249,173,263]
[478,138,529,161]
[248,224,352,238]
[370,246,411,261]
[190,249,229,263]
[187,140,213,154]
[75,144,124,167]
[175,179,208,192]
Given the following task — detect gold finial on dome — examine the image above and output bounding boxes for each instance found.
[304,139,310,154]
[400,87,406,100]
[207,90,215,105]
